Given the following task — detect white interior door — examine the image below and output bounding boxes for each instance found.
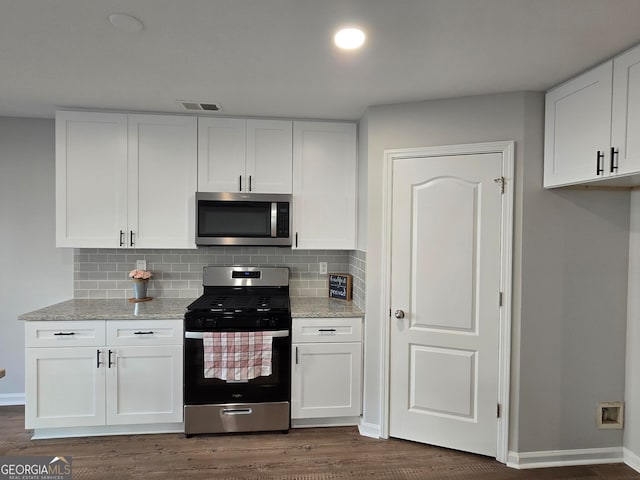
[388,150,505,457]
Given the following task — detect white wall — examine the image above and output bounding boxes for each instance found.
[625,191,640,462]
[0,117,73,402]
[362,92,629,453]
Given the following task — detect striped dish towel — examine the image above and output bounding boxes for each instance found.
[203,331,273,381]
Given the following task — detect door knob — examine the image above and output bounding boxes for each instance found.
[394,309,405,319]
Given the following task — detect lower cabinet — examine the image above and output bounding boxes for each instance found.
[25,319,183,434]
[291,317,362,424]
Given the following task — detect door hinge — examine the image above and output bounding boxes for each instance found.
[494,176,505,194]
[499,291,503,306]
[497,403,501,418]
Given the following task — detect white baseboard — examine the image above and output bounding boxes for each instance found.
[31,423,184,440]
[624,448,640,473]
[0,393,25,406]
[507,447,624,469]
[292,417,360,428]
[358,420,382,439]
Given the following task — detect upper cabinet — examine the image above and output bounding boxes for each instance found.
[612,46,640,176]
[56,111,197,248]
[198,118,292,193]
[544,43,640,188]
[127,115,197,249]
[293,121,357,250]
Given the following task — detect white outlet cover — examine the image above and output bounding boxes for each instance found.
[136,259,147,271]
[319,262,328,274]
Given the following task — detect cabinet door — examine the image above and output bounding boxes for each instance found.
[612,45,640,175]
[56,111,127,247]
[25,347,106,429]
[198,117,246,192]
[293,122,357,249]
[128,115,197,248]
[246,119,293,193]
[291,342,362,419]
[544,62,613,187]
[105,345,183,425]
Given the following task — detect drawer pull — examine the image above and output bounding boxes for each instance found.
[223,408,252,416]
[318,328,337,332]
[54,332,75,336]
[134,331,154,335]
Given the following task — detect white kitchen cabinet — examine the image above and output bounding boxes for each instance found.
[544,62,612,187]
[127,115,197,248]
[544,43,640,187]
[25,346,107,428]
[25,319,183,434]
[291,317,362,422]
[106,345,183,425]
[198,117,292,193]
[55,111,197,248]
[612,45,640,176]
[292,121,357,249]
[56,111,128,247]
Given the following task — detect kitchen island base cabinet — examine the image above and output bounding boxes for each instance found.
[25,319,183,438]
[291,317,362,426]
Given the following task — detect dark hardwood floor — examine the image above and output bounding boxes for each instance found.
[1,406,639,479]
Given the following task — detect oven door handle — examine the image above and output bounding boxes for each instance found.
[184,330,289,339]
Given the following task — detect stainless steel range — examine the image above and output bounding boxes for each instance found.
[183,266,291,436]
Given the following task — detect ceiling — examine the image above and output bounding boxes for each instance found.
[3,0,640,121]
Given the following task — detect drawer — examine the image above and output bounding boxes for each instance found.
[292,317,362,343]
[25,320,105,348]
[106,319,183,346]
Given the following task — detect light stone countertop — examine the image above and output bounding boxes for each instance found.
[19,297,364,321]
[290,297,364,318]
[18,298,192,321]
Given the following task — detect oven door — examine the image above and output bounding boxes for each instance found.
[183,329,291,405]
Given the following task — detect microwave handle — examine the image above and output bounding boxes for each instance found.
[271,202,278,237]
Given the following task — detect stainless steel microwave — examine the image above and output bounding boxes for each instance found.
[195,192,292,246]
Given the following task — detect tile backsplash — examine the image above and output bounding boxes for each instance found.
[74,247,366,309]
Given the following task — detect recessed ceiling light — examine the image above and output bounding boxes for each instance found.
[108,13,144,33]
[334,27,365,50]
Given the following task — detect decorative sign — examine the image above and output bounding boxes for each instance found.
[329,273,352,301]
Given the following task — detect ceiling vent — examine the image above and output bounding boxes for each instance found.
[178,101,222,113]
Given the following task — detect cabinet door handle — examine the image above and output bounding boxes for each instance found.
[54,332,75,336]
[130,230,135,247]
[119,230,125,247]
[239,175,242,191]
[134,331,154,335]
[596,150,605,175]
[108,349,114,368]
[96,349,102,368]
[295,232,298,248]
[610,147,619,173]
[295,346,299,365]
[249,175,252,192]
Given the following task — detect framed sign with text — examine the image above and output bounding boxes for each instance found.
[328,273,352,301]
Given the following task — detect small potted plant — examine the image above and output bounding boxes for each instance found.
[129,269,152,300]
